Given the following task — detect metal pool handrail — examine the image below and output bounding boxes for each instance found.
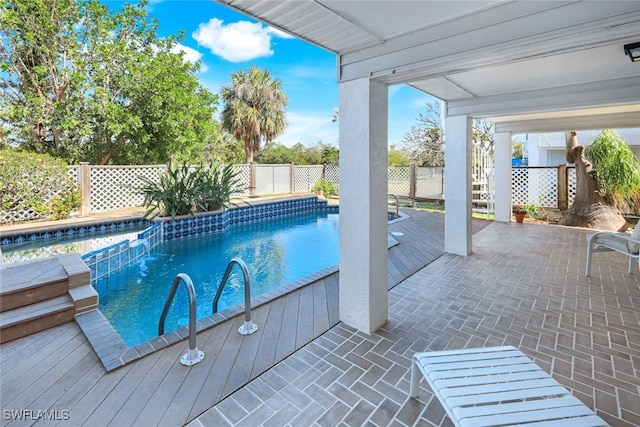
[158,273,204,366]
[388,194,399,218]
[212,257,258,336]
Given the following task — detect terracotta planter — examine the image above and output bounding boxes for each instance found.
[514,213,525,223]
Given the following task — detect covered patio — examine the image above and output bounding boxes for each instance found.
[214,0,640,334]
[194,219,640,426]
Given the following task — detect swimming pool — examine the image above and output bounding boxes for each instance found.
[96,211,339,346]
[1,224,149,264]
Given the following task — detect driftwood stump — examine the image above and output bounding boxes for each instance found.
[559,131,628,231]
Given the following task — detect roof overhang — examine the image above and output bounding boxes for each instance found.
[214,0,640,129]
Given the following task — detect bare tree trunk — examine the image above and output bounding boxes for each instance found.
[559,131,628,231]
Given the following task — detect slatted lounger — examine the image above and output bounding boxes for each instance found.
[409,346,607,427]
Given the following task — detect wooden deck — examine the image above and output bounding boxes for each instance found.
[0,209,470,426]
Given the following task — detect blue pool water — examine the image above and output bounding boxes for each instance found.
[96,212,339,346]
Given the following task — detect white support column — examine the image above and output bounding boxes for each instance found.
[339,78,388,334]
[444,115,472,256]
[494,131,513,222]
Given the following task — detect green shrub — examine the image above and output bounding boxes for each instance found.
[137,161,241,219]
[586,129,640,214]
[312,178,335,196]
[0,150,80,223]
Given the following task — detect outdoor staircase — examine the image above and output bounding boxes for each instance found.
[0,254,97,344]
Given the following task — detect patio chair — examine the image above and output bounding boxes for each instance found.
[409,346,607,427]
[585,226,640,275]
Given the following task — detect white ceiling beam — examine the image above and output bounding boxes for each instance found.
[339,6,640,83]
[494,112,640,133]
[446,76,640,118]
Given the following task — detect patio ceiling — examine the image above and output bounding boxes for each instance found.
[215,0,640,131]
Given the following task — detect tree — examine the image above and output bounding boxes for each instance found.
[0,0,218,164]
[401,102,444,166]
[255,141,339,165]
[220,66,287,163]
[586,130,640,215]
[559,131,629,230]
[388,145,411,166]
[401,101,495,166]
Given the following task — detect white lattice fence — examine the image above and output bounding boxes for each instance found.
[232,164,251,196]
[67,166,79,184]
[325,165,340,194]
[90,165,166,212]
[568,167,576,206]
[294,165,323,192]
[512,167,559,207]
[388,167,410,197]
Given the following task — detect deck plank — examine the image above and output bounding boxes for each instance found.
[1,328,85,407]
[250,296,286,378]
[313,279,330,337]
[295,283,315,348]
[171,317,235,423]
[274,291,300,361]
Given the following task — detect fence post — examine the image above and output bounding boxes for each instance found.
[78,162,91,216]
[409,164,417,200]
[557,164,568,211]
[290,162,295,194]
[249,162,256,196]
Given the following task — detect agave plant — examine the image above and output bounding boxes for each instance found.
[194,161,242,212]
[137,161,242,219]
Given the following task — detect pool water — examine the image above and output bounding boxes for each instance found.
[96,212,339,346]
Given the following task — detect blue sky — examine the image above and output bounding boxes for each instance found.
[102,0,435,148]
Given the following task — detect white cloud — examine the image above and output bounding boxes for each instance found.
[170,43,208,72]
[193,19,287,63]
[276,111,339,147]
[267,27,295,39]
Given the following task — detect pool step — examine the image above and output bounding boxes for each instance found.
[0,257,69,312]
[0,295,75,344]
[0,253,97,343]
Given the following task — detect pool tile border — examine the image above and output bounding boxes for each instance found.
[156,195,336,241]
[0,217,149,246]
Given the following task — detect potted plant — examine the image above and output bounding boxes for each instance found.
[312,179,334,198]
[512,204,526,223]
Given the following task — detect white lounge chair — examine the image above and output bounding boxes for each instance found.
[585,226,640,275]
[409,346,607,427]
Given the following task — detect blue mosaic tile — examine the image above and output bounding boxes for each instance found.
[1,238,11,245]
[29,234,39,241]
[15,236,26,243]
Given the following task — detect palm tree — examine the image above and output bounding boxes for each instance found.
[220,66,287,163]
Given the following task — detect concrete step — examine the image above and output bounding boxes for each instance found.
[0,295,75,344]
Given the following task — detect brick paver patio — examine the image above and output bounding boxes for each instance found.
[191,221,640,427]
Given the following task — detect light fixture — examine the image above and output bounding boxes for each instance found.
[623,42,640,62]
